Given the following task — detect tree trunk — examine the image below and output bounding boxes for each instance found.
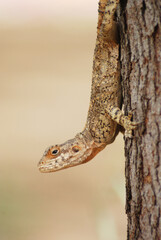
[118,0,161,239]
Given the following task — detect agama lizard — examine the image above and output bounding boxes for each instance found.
[38,0,137,173]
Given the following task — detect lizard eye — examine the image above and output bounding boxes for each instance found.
[51,149,59,155]
[72,146,80,153]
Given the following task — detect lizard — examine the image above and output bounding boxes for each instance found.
[38,0,137,173]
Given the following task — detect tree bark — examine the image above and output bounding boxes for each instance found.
[118,0,161,239]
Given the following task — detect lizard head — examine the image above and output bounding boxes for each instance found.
[38,133,105,173]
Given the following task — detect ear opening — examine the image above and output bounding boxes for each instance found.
[72,146,81,153]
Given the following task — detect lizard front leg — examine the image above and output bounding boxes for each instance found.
[106,105,138,137]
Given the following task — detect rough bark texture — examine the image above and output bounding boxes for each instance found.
[118,0,161,239]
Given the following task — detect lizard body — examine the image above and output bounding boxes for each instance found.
[38,0,137,173]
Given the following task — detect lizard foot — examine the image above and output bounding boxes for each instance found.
[123,111,138,138]
[106,106,139,138]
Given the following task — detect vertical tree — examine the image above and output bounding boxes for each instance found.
[118,0,161,239]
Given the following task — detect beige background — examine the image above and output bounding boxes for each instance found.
[0,0,126,239]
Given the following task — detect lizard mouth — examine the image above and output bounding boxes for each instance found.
[38,163,71,173]
[38,158,68,173]
[38,161,58,173]
[38,165,54,173]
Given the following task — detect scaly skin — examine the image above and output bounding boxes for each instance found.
[38,0,137,173]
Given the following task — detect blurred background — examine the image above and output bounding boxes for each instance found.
[0,0,127,239]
